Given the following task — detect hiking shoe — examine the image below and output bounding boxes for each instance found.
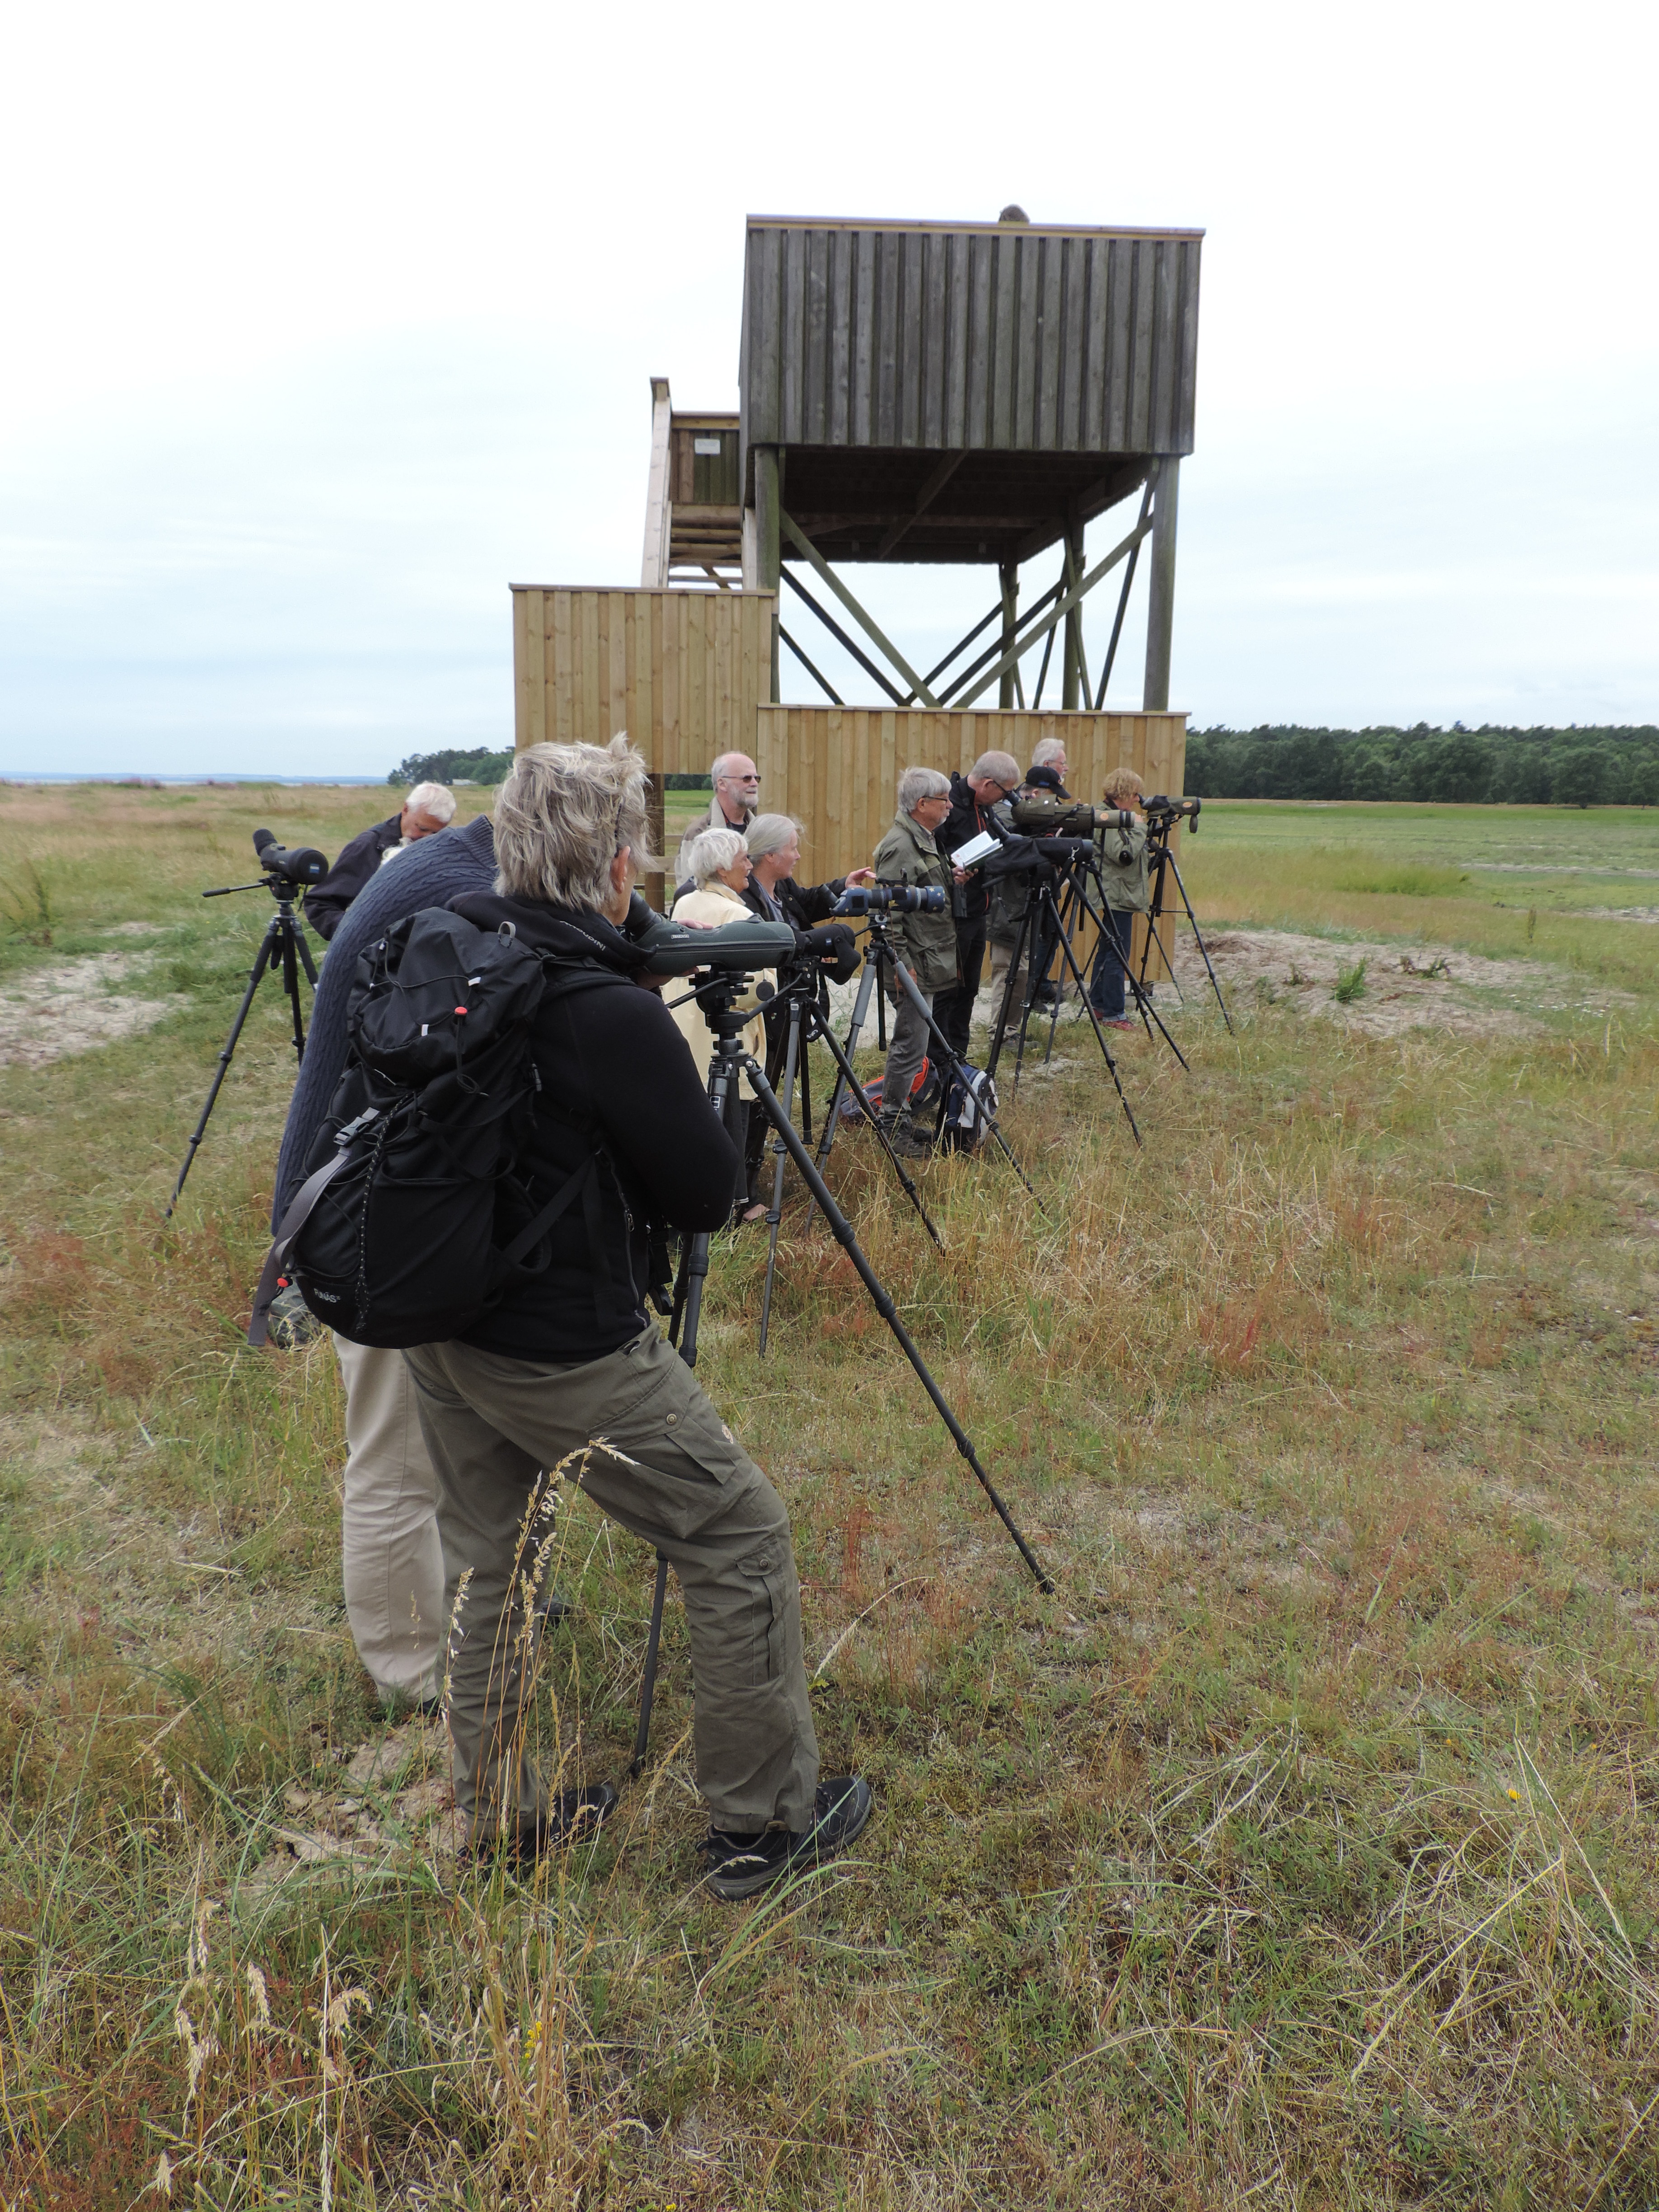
[700,1775,874,1902]
[876,1112,931,1162]
[267,1279,324,1348]
[471,1784,619,1869]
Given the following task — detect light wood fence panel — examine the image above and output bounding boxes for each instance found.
[512,587,774,774]
[752,706,1187,976]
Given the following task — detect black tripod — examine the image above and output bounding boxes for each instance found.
[813,916,1035,1196]
[984,854,1144,1147]
[756,968,944,1357]
[165,869,319,1220]
[628,970,1053,1776]
[1036,845,1191,1071]
[1139,816,1233,1033]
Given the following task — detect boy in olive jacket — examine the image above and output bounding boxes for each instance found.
[871,767,959,1150]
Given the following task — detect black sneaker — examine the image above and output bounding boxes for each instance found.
[470,1784,619,1869]
[700,1775,873,1902]
[876,1112,931,1162]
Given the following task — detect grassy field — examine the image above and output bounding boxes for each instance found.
[0,784,1656,2209]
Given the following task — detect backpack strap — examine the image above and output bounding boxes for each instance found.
[247,1107,385,1345]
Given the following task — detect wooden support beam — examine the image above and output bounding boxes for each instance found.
[779,624,844,705]
[778,508,941,707]
[755,446,782,701]
[1143,459,1179,712]
[1094,479,1154,710]
[998,562,1018,710]
[955,511,1154,709]
[937,577,1064,707]
[781,568,907,706]
[1062,525,1087,710]
[641,377,672,588]
[905,598,1004,705]
[876,450,965,560]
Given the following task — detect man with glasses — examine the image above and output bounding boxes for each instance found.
[932,749,1024,1064]
[675,751,761,892]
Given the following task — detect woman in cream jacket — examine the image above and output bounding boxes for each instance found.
[670,826,776,1218]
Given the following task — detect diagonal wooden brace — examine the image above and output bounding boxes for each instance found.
[778,509,943,708]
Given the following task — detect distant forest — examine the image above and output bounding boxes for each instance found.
[392,729,1659,809]
[1184,725,1659,806]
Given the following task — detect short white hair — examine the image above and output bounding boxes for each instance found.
[898,764,950,815]
[684,825,748,886]
[1030,737,1067,769]
[493,734,657,911]
[745,812,802,866]
[404,781,456,824]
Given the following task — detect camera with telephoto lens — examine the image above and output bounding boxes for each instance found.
[832,881,948,918]
[1142,794,1201,833]
[1008,795,1136,838]
[633,913,802,977]
[252,827,328,888]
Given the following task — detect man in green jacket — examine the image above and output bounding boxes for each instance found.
[872,766,959,1155]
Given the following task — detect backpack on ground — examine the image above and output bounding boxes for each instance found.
[939,1062,997,1153]
[248,909,626,1350]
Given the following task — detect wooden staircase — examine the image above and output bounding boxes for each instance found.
[640,378,744,587]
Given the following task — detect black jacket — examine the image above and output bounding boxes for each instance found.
[305,814,405,940]
[741,874,845,928]
[445,892,738,1362]
[936,772,1039,926]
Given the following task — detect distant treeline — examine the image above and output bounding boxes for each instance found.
[1184,725,1659,807]
[389,748,711,792]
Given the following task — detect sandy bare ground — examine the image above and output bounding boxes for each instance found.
[0,946,185,1067]
[964,926,1635,1041]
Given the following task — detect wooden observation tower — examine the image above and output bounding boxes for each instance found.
[516,209,1201,890]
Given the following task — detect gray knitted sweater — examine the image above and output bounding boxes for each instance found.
[272,814,497,1223]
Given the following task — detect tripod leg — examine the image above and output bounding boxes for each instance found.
[984,904,1034,1083]
[758,1000,804,1355]
[164,921,279,1219]
[1080,871,1189,1071]
[738,1047,1051,1593]
[889,958,1038,1200]
[807,1005,945,1251]
[630,1551,670,1777]
[280,922,307,1064]
[815,953,880,1174]
[1164,850,1233,1032]
[293,912,319,987]
[1046,905,1142,1147]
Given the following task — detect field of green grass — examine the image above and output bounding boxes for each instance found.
[0,784,1655,2208]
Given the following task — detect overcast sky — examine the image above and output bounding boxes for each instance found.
[2,0,1655,778]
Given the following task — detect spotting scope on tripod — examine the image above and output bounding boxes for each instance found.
[625,956,1054,1775]
[164,830,328,1220]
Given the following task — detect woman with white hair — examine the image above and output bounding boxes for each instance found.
[397,737,870,1896]
[869,765,960,1156]
[670,826,776,1218]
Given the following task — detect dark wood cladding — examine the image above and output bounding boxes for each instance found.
[742,219,1201,459]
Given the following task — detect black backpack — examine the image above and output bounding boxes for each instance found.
[249,909,627,1349]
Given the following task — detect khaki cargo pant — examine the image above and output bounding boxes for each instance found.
[403,1326,819,1840]
[333,1336,444,1704]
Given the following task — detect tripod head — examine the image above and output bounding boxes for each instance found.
[202,828,329,908]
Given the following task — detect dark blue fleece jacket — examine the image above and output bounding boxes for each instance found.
[272,813,498,1223]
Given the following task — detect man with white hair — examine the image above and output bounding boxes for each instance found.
[871,765,959,1155]
[305,780,457,940]
[674,750,761,889]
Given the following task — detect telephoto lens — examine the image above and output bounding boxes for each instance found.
[832,884,947,918]
[251,829,328,886]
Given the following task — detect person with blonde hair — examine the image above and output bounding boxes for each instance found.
[1089,766,1149,1029]
[397,736,871,1895]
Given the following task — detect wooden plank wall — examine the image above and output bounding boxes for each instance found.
[741,220,1201,458]
[752,706,1188,974]
[512,587,774,772]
